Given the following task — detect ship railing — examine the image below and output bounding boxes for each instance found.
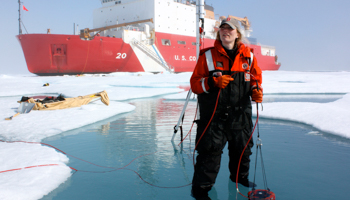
[131,39,175,73]
[260,44,277,50]
[111,26,144,32]
[124,26,144,31]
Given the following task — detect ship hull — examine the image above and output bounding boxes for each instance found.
[17,34,144,75]
[17,33,280,75]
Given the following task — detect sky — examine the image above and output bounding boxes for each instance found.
[0,0,349,75]
[1,71,350,199]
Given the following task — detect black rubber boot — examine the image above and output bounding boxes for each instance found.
[191,186,212,200]
[230,175,257,188]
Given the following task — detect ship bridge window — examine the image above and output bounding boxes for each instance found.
[162,39,171,46]
[178,41,186,45]
[115,1,121,4]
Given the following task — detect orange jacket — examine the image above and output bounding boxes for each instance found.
[190,40,262,95]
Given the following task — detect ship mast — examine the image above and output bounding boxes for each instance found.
[196,0,205,58]
[18,0,22,35]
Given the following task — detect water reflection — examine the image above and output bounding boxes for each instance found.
[98,122,110,135]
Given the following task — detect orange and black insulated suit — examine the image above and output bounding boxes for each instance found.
[190,40,262,188]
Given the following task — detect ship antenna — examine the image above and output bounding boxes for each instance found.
[196,0,205,58]
[18,0,22,35]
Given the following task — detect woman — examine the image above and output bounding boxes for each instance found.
[190,18,263,199]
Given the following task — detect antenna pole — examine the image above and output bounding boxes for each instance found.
[18,0,22,35]
[196,0,205,58]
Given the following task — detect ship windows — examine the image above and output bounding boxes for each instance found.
[162,39,171,46]
[115,1,121,4]
[177,41,186,45]
[192,42,196,45]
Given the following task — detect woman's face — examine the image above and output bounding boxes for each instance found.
[219,24,239,47]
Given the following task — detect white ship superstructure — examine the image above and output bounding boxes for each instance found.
[94,0,217,39]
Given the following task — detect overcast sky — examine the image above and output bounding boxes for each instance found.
[0,0,349,74]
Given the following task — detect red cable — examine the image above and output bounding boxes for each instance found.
[0,140,190,188]
[235,107,259,199]
[0,164,56,173]
[0,163,78,174]
[192,89,221,167]
[124,168,192,189]
[0,140,116,169]
[235,73,260,199]
[177,103,198,146]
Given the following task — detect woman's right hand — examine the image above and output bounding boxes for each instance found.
[213,75,234,89]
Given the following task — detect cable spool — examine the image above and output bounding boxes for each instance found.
[248,189,276,200]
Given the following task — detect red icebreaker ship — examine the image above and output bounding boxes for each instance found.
[17,0,281,75]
